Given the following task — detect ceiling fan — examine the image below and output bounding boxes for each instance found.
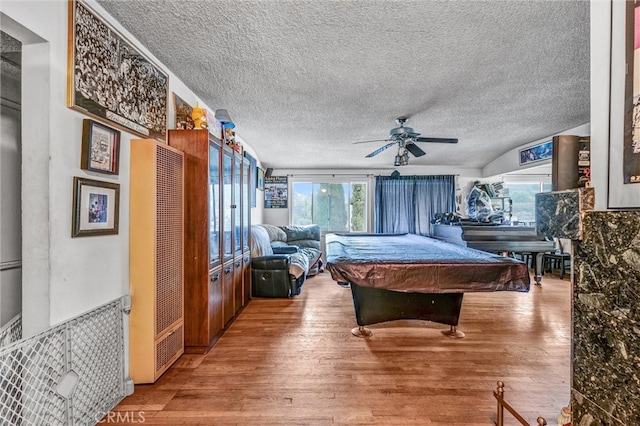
[354,117,458,166]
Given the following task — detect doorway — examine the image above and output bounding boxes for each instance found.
[0,30,22,331]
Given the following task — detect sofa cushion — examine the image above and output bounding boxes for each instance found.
[280,225,321,250]
[250,225,273,257]
[270,241,290,249]
[261,224,288,243]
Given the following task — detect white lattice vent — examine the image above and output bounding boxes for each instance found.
[155,145,184,335]
[156,325,183,373]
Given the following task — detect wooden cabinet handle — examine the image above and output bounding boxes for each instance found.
[211,273,221,282]
[224,267,232,274]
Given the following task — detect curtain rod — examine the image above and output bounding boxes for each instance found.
[286,173,460,178]
[287,173,375,177]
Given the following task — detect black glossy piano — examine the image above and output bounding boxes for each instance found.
[431,224,555,285]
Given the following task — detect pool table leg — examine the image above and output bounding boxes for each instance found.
[441,326,465,338]
[351,326,373,338]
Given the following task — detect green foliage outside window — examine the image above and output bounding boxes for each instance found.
[350,183,365,231]
[292,181,367,232]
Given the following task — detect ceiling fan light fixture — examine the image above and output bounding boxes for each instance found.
[355,116,457,166]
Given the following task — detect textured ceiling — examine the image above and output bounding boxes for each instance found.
[96,0,590,171]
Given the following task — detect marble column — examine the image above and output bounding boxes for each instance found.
[572,211,640,424]
[535,187,594,240]
[536,189,639,424]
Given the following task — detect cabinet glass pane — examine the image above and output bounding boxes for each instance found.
[222,150,233,259]
[242,161,250,252]
[209,143,221,266]
[234,156,242,253]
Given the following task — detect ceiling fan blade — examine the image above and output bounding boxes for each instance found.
[405,142,426,157]
[353,139,392,145]
[415,137,458,144]
[365,142,395,158]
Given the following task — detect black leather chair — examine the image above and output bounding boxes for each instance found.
[251,255,302,298]
[250,225,310,298]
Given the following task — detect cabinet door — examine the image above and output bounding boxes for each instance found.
[209,267,223,337]
[242,251,251,306]
[222,260,234,326]
[233,256,243,313]
[209,142,222,268]
[222,149,234,262]
[241,160,250,253]
[233,155,242,255]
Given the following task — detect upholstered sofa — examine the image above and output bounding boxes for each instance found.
[250,224,322,297]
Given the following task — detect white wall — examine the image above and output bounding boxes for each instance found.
[0,0,261,333]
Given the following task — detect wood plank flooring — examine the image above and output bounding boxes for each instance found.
[113,271,571,425]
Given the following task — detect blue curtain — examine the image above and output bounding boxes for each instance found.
[375,175,456,235]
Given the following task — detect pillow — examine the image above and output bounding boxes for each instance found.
[280,225,320,242]
[261,224,288,243]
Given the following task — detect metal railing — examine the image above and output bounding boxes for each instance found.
[494,381,547,426]
[0,297,129,425]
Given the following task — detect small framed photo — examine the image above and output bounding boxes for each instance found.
[257,167,265,191]
[72,177,120,237]
[81,119,120,175]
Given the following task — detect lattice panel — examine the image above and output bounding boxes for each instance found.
[69,301,124,425]
[0,327,67,425]
[0,298,126,425]
[0,313,22,347]
[155,145,184,335]
[156,325,183,373]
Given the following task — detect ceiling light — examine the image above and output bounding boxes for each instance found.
[394,148,409,166]
[401,152,409,166]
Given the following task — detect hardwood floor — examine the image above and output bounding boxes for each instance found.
[113,271,571,425]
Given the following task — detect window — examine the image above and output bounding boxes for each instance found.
[292,180,367,232]
[504,180,551,225]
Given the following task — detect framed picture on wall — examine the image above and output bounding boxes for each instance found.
[257,167,265,191]
[81,119,120,174]
[609,0,640,207]
[264,176,287,208]
[518,140,553,165]
[67,0,168,141]
[72,177,120,237]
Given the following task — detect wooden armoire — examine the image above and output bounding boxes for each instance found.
[168,129,251,354]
